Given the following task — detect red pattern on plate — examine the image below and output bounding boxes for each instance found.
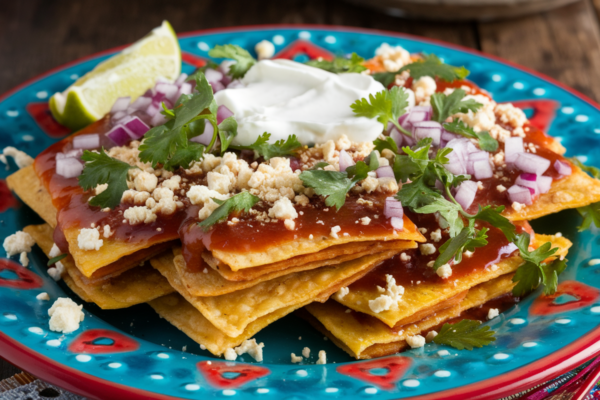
[274,40,334,61]
[197,360,270,389]
[337,356,412,390]
[26,102,71,138]
[0,180,17,213]
[512,99,559,132]
[0,259,43,289]
[182,52,207,68]
[68,329,139,354]
[530,281,600,316]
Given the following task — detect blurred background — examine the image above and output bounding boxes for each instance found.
[1,0,600,381]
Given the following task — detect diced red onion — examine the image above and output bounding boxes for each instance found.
[128,96,152,113]
[508,185,532,205]
[504,137,524,164]
[473,160,493,179]
[515,153,551,175]
[111,110,127,122]
[190,120,214,145]
[376,166,395,178]
[515,173,538,195]
[455,181,478,210]
[56,157,83,178]
[121,116,150,139]
[72,134,100,150]
[150,112,168,127]
[205,69,224,84]
[107,125,134,146]
[339,149,355,172]
[175,73,189,86]
[211,81,226,93]
[554,160,572,176]
[412,121,442,146]
[110,97,130,114]
[537,175,552,194]
[389,127,403,148]
[217,105,234,124]
[56,149,83,160]
[469,151,489,161]
[384,197,404,220]
[145,102,160,118]
[177,82,193,99]
[226,80,244,89]
[391,217,404,230]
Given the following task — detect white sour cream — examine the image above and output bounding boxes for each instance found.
[214,59,386,146]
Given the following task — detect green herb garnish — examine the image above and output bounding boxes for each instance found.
[433,319,496,350]
[198,191,260,231]
[305,53,367,74]
[571,157,600,231]
[351,86,412,136]
[47,253,67,266]
[431,89,482,123]
[372,53,469,87]
[231,132,302,160]
[443,120,498,152]
[208,44,256,79]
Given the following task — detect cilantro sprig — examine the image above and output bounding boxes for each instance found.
[372,53,469,87]
[431,89,482,123]
[443,120,498,152]
[511,233,563,296]
[78,148,137,209]
[571,157,600,231]
[47,253,67,266]
[351,86,411,136]
[198,191,260,231]
[208,44,256,79]
[433,320,496,350]
[305,53,367,74]
[231,132,302,160]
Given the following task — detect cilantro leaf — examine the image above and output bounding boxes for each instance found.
[434,223,488,268]
[300,161,371,210]
[472,205,515,242]
[433,319,496,350]
[512,232,560,296]
[397,175,442,210]
[512,262,541,296]
[371,72,397,88]
[431,89,482,123]
[217,116,238,154]
[443,120,498,152]
[415,196,464,238]
[47,253,67,266]
[570,157,600,179]
[312,162,330,170]
[78,148,137,209]
[577,203,600,231]
[393,154,421,183]
[208,44,256,79]
[164,142,205,170]
[198,192,260,231]
[373,136,398,154]
[172,72,214,130]
[351,86,411,135]
[139,123,187,169]
[541,258,568,295]
[305,53,367,74]
[231,132,302,160]
[399,54,470,82]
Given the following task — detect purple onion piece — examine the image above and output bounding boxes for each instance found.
[504,137,524,164]
[128,96,152,113]
[455,181,478,210]
[473,160,493,180]
[554,160,572,176]
[537,176,552,194]
[339,150,355,172]
[72,134,100,150]
[468,151,489,161]
[384,197,404,220]
[150,112,168,127]
[515,174,538,195]
[175,73,189,86]
[211,81,226,93]
[56,157,83,178]
[412,121,442,146]
[190,120,214,145]
[390,216,404,231]
[515,153,551,175]
[389,127,403,148]
[122,116,150,138]
[205,69,224,84]
[56,149,83,160]
[507,184,532,205]
[217,105,234,124]
[376,166,395,179]
[107,125,134,146]
[110,97,131,114]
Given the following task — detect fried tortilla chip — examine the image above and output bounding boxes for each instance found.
[149,293,311,357]
[506,167,600,221]
[6,166,57,227]
[211,216,425,271]
[305,273,517,359]
[151,249,400,338]
[24,223,174,309]
[177,241,417,297]
[336,234,571,328]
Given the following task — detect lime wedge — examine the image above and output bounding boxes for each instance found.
[50,21,181,130]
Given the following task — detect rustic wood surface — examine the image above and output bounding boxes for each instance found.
[1,0,600,382]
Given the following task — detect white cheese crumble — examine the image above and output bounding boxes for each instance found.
[36,292,50,301]
[224,348,237,361]
[337,287,349,300]
[49,243,61,258]
[406,335,426,349]
[48,298,84,333]
[419,243,436,256]
[302,347,310,358]
[496,185,506,193]
[255,40,275,60]
[436,264,452,279]
[0,146,34,169]
[77,228,103,251]
[123,206,157,225]
[19,252,29,267]
[430,229,442,242]
[316,350,327,365]
[425,331,438,343]
[291,353,303,363]
[234,339,264,362]
[268,197,298,220]
[487,308,500,320]
[3,231,35,257]
[330,225,341,239]
[418,227,428,235]
[512,202,525,212]
[400,252,411,262]
[368,274,404,313]
[360,217,371,226]
[134,171,158,192]
[48,262,64,281]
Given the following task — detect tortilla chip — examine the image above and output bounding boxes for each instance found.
[305,273,517,359]
[177,241,417,297]
[151,249,399,338]
[24,224,174,309]
[6,166,57,227]
[149,293,311,357]
[507,167,600,221]
[211,215,425,271]
[335,233,571,328]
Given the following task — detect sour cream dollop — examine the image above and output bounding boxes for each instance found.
[214,59,386,146]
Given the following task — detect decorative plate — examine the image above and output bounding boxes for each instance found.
[1,25,600,400]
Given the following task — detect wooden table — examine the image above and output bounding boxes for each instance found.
[1,0,600,382]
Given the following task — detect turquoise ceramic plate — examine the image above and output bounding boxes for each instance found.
[1,25,600,400]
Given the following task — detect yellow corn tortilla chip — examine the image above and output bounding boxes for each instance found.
[177,241,417,297]
[305,273,517,359]
[506,167,600,221]
[335,234,571,328]
[151,249,399,338]
[6,166,57,227]
[24,223,174,309]
[149,293,311,357]
[211,218,425,271]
